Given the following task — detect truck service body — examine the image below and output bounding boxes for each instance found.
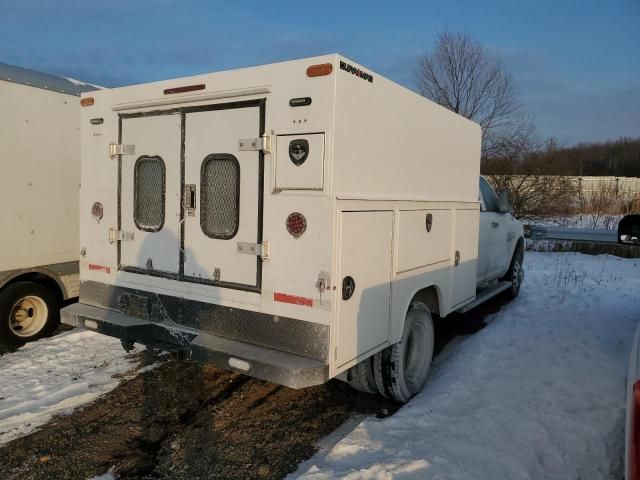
[62,54,523,401]
[0,63,96,349]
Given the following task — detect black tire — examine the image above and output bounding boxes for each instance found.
[0,281,60,350]
[347,357,378,394]
[373,302,434,403]
[502,243,524,300]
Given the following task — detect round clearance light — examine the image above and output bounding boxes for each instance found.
[91,202,104,223]
[286,212,307,238]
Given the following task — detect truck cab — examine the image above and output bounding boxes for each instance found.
[477,177,524,295]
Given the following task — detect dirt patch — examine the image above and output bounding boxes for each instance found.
[0,296,499,479]
[0,359,396,480]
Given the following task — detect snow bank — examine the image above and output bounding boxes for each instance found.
[295,253,640,479]
[0,330,139,445]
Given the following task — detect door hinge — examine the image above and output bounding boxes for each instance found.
[237,240,270,259]
[109,228,135,244]
[109,143,136,158]
[238,134,271,154]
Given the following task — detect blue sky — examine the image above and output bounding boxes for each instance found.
[1,0,638,145]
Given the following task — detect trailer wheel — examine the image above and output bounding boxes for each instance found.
[0,282,60,350]
[347,357,378,394]
[502,244,524,299]
[373,302,434,403]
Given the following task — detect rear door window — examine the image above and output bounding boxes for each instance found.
[134,156,166,232]
[200,154,240,239]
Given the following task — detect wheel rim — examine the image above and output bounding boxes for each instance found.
[9,295,49,338]
[404,321,429,384]
[512,258,523,289]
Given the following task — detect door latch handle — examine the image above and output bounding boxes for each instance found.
[183,184,196,217]
[492,222,499,228]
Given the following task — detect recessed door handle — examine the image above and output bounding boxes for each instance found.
[492,222,499,228]
[184,184,196,216]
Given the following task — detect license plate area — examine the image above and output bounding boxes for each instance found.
[117,292,151,319]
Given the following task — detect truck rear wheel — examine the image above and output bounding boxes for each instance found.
[373,302,434,403]
[347,357,378,394]
[0,282,60,350]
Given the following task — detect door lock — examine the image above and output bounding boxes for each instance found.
[342,276,356,300]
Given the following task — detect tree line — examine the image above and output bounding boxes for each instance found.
[482,136,640,177]
[414,31,640,179]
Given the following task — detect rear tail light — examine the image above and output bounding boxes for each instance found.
[286,212,307,238]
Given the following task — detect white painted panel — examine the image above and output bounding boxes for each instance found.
[183,106,260,287]
[0,82,80,271]
[275,133,324,190]
[337,211,393,366]
[397,210,452,274]
[451,209,479,306]
[333,56,481,203]
[120,114,181,274]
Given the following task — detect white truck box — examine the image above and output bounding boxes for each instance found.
[62,54,523,401]
[0,63,96,348]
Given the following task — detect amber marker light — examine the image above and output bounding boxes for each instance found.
[306,63,333,77]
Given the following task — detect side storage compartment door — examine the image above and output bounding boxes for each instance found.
[337,211,393,367]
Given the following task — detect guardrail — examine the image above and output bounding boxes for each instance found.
[524,225,619,245]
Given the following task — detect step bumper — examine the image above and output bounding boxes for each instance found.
[61,302,328,389]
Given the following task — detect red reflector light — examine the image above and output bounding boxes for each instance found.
[163,83,205,95]
[80,97,94,106]
[631,380,640,480]
[306,63,333,77]
[274,292,313,308]
[286,212,307,238]
[88,264,111,274]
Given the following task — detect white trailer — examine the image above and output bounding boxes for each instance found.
[62,55,524,402]
[0,63,96,349]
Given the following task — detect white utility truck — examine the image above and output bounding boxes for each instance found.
[0,63,96,350]
[62,55,524,402]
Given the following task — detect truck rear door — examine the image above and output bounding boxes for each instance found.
[182,102,263,290]
[118,100,264,291]
[120,114,181,277]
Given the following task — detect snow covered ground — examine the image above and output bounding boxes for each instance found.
[0,330,140,446]
[294,252,640,480]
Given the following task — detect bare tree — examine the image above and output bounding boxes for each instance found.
[415,31,530,159]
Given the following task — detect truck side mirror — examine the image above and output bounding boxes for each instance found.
[498,191,512,214]
[618,215,640,245]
